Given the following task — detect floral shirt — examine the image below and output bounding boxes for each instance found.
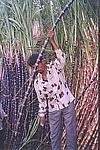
[34,49,75,113]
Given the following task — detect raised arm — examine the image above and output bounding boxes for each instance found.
[47,29,60,51]
[47,30,66,70]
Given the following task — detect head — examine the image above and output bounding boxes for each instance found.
[27,53,46,74]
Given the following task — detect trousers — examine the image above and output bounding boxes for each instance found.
[49,101,77,150]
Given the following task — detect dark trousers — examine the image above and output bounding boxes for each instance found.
[0,129,5,150]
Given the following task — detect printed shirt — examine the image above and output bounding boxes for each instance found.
[34,49,75,113]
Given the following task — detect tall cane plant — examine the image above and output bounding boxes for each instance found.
[0,0,98,149]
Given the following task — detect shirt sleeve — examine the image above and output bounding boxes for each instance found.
[34,83,47,114]
[0,103,7,120]
[53,49,66,70]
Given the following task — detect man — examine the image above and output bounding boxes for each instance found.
[27,30,77,150]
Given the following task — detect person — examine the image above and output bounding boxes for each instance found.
[27,30,77,150]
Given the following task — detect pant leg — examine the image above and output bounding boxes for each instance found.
[49,110,63,150]
[63,101,78,150]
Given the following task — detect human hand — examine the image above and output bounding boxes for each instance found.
[47,29,55,42]
[39,113,46,127]
[40,116,46,127]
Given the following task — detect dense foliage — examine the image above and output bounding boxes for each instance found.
[0,0,98,149]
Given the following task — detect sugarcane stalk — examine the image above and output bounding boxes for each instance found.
[78,98,97,138]
[84,124,98,149]
[78,93,97,134]
[76,55,98,105]
[19,116,40,150]
[77,83,98,129]
[79,123,97,150]
[35,130,51,150]
[75,75,97,107]
[91,133,98,150]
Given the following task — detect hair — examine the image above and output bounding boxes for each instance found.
[27,53,43,67]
